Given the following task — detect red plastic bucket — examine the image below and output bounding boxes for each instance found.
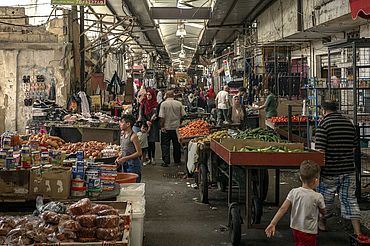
[116,172,138,183]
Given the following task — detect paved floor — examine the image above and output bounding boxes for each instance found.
[141,162,366,246]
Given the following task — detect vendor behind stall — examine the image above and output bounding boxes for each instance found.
[115,114,142,182]
[229,95,247,129]
[256,88,278,118]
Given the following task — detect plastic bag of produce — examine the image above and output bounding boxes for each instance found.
[34,196,66,215]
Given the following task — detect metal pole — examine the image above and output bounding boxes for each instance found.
[353,42,357,125]
[274,44,278,95]
[288,105,292,142]
[327,48,331,98]
[80,6,85,91]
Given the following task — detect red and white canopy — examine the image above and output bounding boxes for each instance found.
[350,0,370,19]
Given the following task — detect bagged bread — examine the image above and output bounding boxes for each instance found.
[96,215,119,228]
[97,209,119,216]
[67,198,92,216]
[96,227,119,240]
[58,220,81,232]
[90,204,114,214]
[76,214,97,228]
[79,227,96,238]
[41,211,61,224]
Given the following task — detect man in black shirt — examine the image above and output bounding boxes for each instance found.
[315,101,361,236]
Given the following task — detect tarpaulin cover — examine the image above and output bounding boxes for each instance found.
[350,0,370,19]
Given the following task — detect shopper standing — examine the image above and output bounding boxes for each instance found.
[115,114,142,182]
[215,85,230,126]
[141,88,160,165]
[315,101,362,236]
[266,160,325,246]
[206,87,216,113]
[159,90,186,167]
[198,88,207,109]
[256,88,277,118]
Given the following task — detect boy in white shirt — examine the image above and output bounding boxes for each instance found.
[265,160,326,246]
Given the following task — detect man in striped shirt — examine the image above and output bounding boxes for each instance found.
[315,101,362,236]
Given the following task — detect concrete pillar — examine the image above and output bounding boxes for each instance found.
[0,50,19,132]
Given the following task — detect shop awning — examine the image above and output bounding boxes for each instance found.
[350,0,370,19]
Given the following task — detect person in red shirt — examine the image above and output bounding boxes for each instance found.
[206,87,216,113]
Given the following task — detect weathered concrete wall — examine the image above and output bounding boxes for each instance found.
[257,0,352,43]
[0,7,28,27]
[0,50,18,134]
[256,0,297,43]
[0,46,69,133]
[303,0,350,30]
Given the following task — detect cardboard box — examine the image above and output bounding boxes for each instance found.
[29,167,71,200]
[0,170,29,199]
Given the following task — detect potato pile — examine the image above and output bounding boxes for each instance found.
[27,134,65,149]
[59,141,109,159]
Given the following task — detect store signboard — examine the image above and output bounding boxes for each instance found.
[51,0,106,6]
[223,59,231,83]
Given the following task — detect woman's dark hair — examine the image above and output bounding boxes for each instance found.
[120,114,136,127]
[321,100,338,112]
[238,87,246,93]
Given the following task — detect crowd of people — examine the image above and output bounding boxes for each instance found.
[114,84,279,180]
[115,87,186,181]
[113,81,367,245]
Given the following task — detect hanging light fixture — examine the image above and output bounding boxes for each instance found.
[176,23,187,37]
[179,49,186,58]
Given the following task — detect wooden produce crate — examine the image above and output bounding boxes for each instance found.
[210,138,325,167]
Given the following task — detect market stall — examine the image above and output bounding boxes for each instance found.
[45,111,126,144]
[265,104,316,145]
[0,131,123,202]
[207,138,324,245]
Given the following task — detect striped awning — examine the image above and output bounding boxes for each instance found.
[350,0,370,19]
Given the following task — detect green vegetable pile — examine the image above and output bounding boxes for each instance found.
[235,145,302,153]
[235,128,284,142]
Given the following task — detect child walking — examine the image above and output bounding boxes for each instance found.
[137,123,150,165]
[265,160,325,246]
[115,114,143,182]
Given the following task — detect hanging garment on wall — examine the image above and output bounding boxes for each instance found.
[48,78,56,101]
[107,71,125,96]
[104,54,118,82]
[77,91,91,117]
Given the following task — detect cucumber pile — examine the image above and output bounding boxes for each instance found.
[236,145,302,152]
[235,128,282,142]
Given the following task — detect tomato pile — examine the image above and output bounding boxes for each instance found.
[269,116,308,123]
[179,119,210,138]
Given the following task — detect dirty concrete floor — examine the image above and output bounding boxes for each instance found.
[141,162,368,246]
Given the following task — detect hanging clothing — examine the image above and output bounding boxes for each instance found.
[77,91,91,117]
